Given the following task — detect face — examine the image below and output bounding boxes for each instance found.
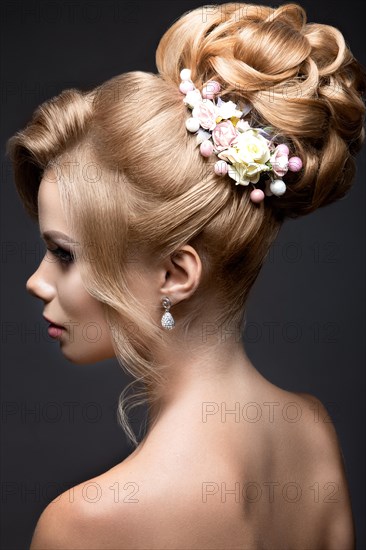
[26,169,116,364]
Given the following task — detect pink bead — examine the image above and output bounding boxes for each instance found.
[288,156,303,172]
[202,80,221,99]
[250,189,265,203]
[179,81,195,94]
[276,144,290,156]
[206,80,221,94]
[214,160,228,176]
[200,140,214,157]
[202,86,215,100]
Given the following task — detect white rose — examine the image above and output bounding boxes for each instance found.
[217,147,242,164]
[232,129,271,164]
[217,99,243,120]
[227,163,251,186]
[244,162,270,182]
[183,89,202,109]
[228,162,269,185]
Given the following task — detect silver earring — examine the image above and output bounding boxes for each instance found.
[161,296,175,330]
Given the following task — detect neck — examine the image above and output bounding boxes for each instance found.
[142,332,262,443]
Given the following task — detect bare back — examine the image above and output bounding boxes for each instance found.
[37,387,354,550]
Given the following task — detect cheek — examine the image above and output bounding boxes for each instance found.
[58,271,115,360]
[59,271,108,331]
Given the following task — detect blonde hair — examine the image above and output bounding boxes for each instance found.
[6,3,366,447]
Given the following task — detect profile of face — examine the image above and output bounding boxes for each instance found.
[26,170,116,364]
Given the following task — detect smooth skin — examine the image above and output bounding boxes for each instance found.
[26,169,116,365]
[28,169,355,549]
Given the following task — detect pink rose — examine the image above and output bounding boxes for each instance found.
[270,147,289,177]
[212,120,237,151]
[192,99,217,131]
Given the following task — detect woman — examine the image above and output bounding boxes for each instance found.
[6,2,365,548]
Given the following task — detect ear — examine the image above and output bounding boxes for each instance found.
[159,245,202,304]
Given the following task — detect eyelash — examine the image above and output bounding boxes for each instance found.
[47,247,74,265]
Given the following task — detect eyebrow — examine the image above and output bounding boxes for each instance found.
[40,230,76,244]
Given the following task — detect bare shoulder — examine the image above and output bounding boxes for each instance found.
[292,391,356,549]
[29,453,239,550]
[29,461,145,550]
[292,391,349,464]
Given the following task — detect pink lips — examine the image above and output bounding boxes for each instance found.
[48,325,64,338]
[43,315,65,338]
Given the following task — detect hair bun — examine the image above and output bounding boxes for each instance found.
[156,2,366,219]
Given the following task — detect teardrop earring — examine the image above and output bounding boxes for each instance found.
[160,296,175,330]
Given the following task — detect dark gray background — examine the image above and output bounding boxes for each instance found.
[1,1,365,548]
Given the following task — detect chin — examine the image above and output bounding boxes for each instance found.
[61,346,116,365]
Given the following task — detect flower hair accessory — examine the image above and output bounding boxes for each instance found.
[179,68,303,204]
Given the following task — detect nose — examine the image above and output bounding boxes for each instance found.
[26,253,57,301]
